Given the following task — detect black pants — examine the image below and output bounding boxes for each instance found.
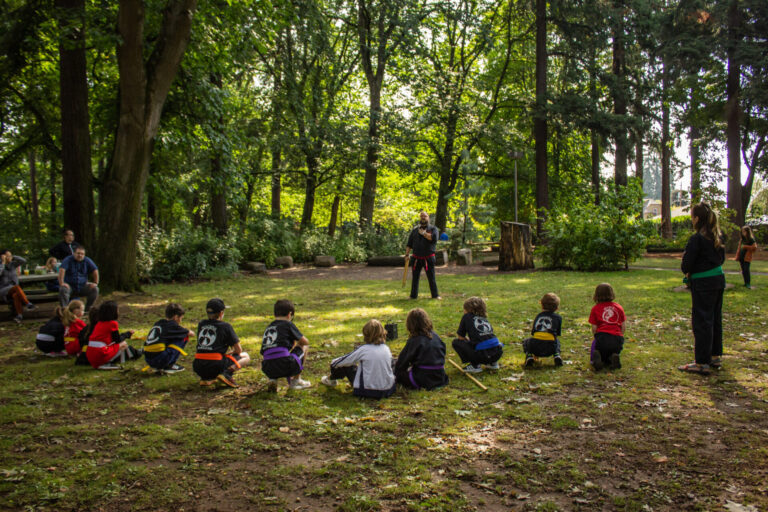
[452,339,502,366]
[410,256,439,299]
[329,364,357,384]
[691,285,724,365]
[591,333,624,365]
[739,260,751,286]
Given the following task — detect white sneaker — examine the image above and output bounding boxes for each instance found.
[463,364,483,374]
[97,363,120,370]
[25,302,37,311]
[320,376,337,387]
[13,314,22,324]
[266,379,278,392]
[289,377,312,389]
[484,362,500,370]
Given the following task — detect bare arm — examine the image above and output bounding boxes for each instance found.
[58,267,69,288]
[296,335,309,347]
[591,325,597,335]
[89,269,99,286]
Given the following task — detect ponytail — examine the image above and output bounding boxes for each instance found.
[59,300,84,326]
[691,202,722,249]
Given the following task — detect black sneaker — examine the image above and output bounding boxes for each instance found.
[710,357,722,369]
[554,355,563,367]
[25,302,37,311]
[163,364,185,374]
[217,371,238,388]
[591,355,604,371]
[524,355,535,368]
[609,353,621,370]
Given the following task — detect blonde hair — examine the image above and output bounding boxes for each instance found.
[692,202,722,249]
[741,225,755,241]
[406,308,433,337]
[57,300,84,325]
[362,319,386,345]
[463,297,487,317]
[45,257,57,271]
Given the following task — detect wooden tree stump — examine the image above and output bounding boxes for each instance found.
[499,222,534,270]
[367,256,406,266]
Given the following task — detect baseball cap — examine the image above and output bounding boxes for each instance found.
[206,298,227,314]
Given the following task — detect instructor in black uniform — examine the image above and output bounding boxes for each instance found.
[405,211,441,300]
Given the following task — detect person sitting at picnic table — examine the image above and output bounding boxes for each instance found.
[58,246,99,312]
[49,229,80,262]
[0,249,36,323]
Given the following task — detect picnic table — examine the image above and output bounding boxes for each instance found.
[18,272,60,305]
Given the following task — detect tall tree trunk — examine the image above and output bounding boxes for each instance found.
[612,10,628,187]
[209,74,227,236]
[328,195,341,236]
[301,154,319,229]
[49,157,57,224]
[661,60,672,239]
[270,150,281,218]
[434,113,458,232]
[534,0,548,236]
[270,71,282,219]
[725,0,742,243]
[690,125,701,204]
[634,131,643,184]
[57,0,94,248]
[359,83,382,226]
[29,149,40,232]
[591,130,600,205]
[98,0,196,291]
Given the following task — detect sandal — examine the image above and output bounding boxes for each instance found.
[677,362,712,375]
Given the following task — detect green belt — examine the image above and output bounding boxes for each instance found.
[691,266,724,279]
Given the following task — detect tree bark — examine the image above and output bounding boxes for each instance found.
[612,9,628,187]
[690,124,701,204]
[660,60,672,239]
[29,149,40,232]
[534,0,548,237]
[499,221,534,270]
[591,131,600,205]
[57,0,94,248]
[634,130,643,184]
[98,0,197,291]
[434,113,458,232]
[725,0,743,241]
[209,74,227,236]
[270,71,282,218]
[301,153,320,229]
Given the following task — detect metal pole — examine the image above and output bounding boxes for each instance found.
[514,160,518,223]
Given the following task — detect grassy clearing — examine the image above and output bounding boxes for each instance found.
[0,268,766,511]
[634,255,768,274]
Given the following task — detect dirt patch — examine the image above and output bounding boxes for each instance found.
[259,261,530,281]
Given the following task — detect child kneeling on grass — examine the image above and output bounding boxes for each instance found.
[143,302,195,374]
[86,300,142,370]
[394,308,448,390]
[193,298,250,388]
[36,300,86,357]
[589,283,626,371]
[320,319,396,399]
[261,299,311,392]
[522,293,563,367]
[452,297,503,373]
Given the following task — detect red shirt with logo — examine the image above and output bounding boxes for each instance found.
[64,318,87,355]
[86,320,122,368]
[588,302,625,336]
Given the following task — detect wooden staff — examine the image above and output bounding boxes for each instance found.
[401,256,409,287]
[447,358,488,391]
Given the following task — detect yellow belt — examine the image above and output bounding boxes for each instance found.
[143,343,187,356]
[532,332,555,341]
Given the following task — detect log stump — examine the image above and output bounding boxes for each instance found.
[499,222,534,271]
[315,255,336,267]
[367,256,406,266]
[243,261,267,273]
[434,250,449,266]
[456,248,472,266]
[275,256,293,268]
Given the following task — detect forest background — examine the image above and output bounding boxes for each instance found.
[1,0,766,290]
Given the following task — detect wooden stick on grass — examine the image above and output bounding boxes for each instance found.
[401,257,409,287]
[447,358,488,391]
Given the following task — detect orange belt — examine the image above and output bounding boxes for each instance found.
[194,352,241,368]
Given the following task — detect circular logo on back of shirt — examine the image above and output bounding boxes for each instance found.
[146,326,161,344]
[534,316,553,332]
[473,316,492,335]
[263,326,278,348]
[198,325,218,348]
[602,306,618,323]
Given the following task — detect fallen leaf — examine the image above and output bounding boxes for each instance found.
[653,455,668,463]
[724,501,759,512]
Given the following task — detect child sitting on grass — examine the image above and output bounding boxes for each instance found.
[589,283,626,371]
[522,293,563,367]
[452,297,503,373]
[320,319,396,399]
[62,300,87,356]
[261,299,311,392]
[143,303,195,374]
[86,300,141,370]
[193,298,250,388]
[36,300,85,357]
[394,308,448,390]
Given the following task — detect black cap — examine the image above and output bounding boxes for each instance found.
[206,298,227,314]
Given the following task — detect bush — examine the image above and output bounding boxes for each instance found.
[540,184,652,271]
[137,226,240,282]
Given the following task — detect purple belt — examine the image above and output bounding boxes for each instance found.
[407,365,444,389]
[262,347,303,370]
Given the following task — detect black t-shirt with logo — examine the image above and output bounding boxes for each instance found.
[261,319,303,354]
[457,313,496,345]
[531,311,562,337]
[407,224,439,257]
[196,319,239,354]
[145,319,189,349]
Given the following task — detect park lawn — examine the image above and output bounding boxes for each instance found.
[0,269,766,511]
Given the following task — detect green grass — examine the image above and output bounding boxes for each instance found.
[635,255,768,274]
[1,268,767,510]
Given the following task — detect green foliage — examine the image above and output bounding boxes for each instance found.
[136,226,240,282]
[541,184,653,270]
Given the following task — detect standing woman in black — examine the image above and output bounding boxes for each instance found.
[678,203,725,375]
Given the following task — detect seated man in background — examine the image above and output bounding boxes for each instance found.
[59,246,99,312]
